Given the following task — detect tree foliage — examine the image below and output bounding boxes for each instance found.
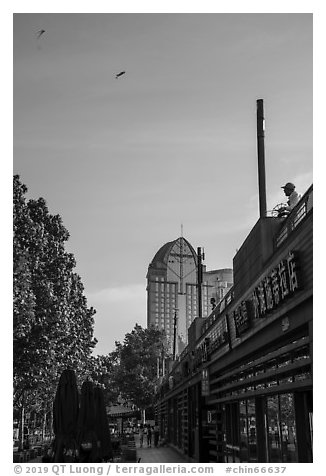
[13,175,97,414]
[108,324,167,410]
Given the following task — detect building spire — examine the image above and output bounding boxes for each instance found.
[179,223,184,294]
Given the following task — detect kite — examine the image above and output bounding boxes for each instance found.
[115,71,126,79]
[37,29,45,39]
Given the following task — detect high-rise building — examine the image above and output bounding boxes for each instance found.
[146,236,233,354]
[203,267,234,310]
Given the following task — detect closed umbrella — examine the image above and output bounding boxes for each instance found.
[94,386,113,462]
[77,380,98,463]
[52,369,79,462]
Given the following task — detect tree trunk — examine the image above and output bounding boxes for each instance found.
[49,407,54,441]
[19,405,25,451]
[42,411,47,442]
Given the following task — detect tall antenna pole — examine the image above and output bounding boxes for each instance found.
[173,309,178,360]
[197,247,203,318]
[179,236,184,295]
[257,99,267,218]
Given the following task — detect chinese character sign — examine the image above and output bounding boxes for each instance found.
[287,250,300,292]
[234,300,251,337]
[233,250,301,336]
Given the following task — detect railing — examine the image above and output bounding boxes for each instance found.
[275,185,313,248]
[201,288,234,335]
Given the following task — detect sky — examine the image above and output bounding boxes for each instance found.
[12,12,313,356]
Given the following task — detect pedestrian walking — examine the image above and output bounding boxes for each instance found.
[153,422,159,447]
[139,424,144,448]
[146,425,152,447]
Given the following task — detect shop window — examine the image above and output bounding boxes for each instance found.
[279,393,298,462]
[228,399,258,463]
[224,403,240,462]
[247,399,258,462]
[266,395,282,462]
[266,394,298,463]
[239,400,249,461]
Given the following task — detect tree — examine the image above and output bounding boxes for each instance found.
[87,354,120,407]
[109,324,167,410]
[13,175,98,442]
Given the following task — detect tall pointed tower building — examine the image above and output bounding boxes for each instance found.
[146,237,233,355]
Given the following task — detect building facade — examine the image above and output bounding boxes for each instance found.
[154,185,313,463]
[146,237,233,354]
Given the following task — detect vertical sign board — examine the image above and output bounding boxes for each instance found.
[201,368,210,396]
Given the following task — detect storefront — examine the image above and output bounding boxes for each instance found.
[155,185,313,463]
[209,327,313,463]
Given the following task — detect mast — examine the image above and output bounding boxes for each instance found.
[179,227,184,294]
[256,99,267,218]
[197,247,203,318]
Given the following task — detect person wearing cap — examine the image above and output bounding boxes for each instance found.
[278,182,301,215]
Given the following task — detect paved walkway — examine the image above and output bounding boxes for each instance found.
[134,435,190,463]
[25,435,192,464]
